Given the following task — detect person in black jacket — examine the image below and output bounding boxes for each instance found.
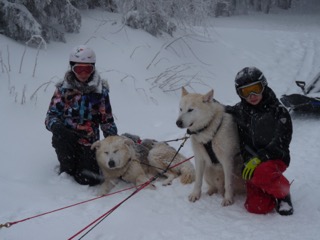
[226,67,294,215]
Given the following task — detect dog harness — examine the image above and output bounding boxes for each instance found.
[187,116,224,165]
[203,141,219,164]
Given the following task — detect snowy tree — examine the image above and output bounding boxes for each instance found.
[124,10,176,37]
[0,0,81,44]
[71,0,117,12]
[0,0,42,43]
[121,0,177,37]
[0,0,308,44]
[249,0,271,13]
[276,0,292,9]
[248,0,292,12]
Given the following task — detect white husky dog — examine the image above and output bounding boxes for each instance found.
[91,135,155,195]
[91,135,195,195]
[146,141,195,186]
[176,87,245,206]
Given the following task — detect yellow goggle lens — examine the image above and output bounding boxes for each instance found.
[238,82,264,98]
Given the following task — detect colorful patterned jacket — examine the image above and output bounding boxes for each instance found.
[45,71,117,145]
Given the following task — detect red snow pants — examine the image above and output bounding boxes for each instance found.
[244,160,290,214]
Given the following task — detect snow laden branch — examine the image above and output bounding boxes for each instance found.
[146,63,211,93]
[146,34,212,70]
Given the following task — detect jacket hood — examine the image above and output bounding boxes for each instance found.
[57,71,109,93]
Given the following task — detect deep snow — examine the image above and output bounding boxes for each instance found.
[1,3,320,240]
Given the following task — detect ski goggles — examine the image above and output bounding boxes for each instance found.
[72,64,95,75]
[237,81,265,98]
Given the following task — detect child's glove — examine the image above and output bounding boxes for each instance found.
[51,122,80,141]
[242,157,261,180]
[76,122,94,137]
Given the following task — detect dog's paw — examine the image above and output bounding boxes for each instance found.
[148,183,156,190]
[162,179,173,186]
[99,181,113,195]
[140,182,156,190]
[188,191,201,202]
[100,188,110,196]
[221,198,234,206]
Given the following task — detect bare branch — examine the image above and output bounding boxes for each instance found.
[0,50,4,73]
[26,35,47,78]
[19,45,27,74]
[130,45,150,59]
[6,45,11,72]
[146,63,211,92]
[21,85,27,105]
[1,57,11,89]
[30,81,54,101]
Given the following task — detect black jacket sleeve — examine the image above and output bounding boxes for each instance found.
[258,105,292,163]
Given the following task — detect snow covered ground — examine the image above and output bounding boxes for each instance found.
[1,2,320,240]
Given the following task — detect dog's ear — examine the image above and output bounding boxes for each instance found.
[91,140,101,150]
[181,86,188,96]
[203,89,214,103]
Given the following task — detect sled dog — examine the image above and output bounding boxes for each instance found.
[91,135,155,195]
[91,134,195,194]
[122,134,195,185]
[145,141,195,186]
[176,87,245,206]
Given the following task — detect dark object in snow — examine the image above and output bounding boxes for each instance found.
[280,72,320,114]
[276,194,294,216]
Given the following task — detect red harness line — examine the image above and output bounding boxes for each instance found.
[68,180,152,240]
[0,185,137,230]
[0,156,194,232]
[69,156,194,240]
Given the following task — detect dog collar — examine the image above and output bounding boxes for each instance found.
[187,125,208,135]
[187,115,224,136]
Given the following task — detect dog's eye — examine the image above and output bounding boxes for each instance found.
[179,108,182,112]
[113,150,118,154]
[188,109,193,112]
[105,151,109,155]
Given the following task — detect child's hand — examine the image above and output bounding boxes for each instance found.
[242,157,261,180]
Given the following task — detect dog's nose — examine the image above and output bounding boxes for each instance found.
[176,120,182,128]
[108,160,115,168]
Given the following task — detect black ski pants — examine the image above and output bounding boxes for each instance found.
[52,134,101,186]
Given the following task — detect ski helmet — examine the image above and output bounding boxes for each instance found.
[69,45,96,64]
[235,67,267,89]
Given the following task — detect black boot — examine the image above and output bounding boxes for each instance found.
[73,169,103,186]
[276,194,294,216]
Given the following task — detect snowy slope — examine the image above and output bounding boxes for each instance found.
[1,4,320,240]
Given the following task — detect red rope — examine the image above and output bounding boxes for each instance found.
[0,185,137,229]
[68,180,152,240]
[169,156,193,169]
[0,155,194,232]
[68,156,194,239]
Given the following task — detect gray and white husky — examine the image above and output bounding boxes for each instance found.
[176,87,245,206]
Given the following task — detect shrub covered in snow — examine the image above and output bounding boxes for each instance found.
[0,0,81,45]
[123,10,176,37]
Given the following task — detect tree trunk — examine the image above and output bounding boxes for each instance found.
[261,0,271,13]
[277,0,291,9]
[253,0,261,11]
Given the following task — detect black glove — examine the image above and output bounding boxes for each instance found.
[51,123,80,142]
